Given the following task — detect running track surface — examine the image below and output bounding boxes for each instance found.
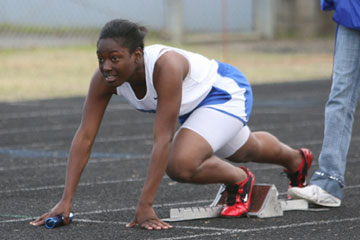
[1,80,359,240]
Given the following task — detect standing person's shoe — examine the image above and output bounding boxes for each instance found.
[220,167,255,217]
[284,148,313,190]
[288,185,341,207]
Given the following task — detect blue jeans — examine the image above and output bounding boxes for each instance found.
[310,25,360,199]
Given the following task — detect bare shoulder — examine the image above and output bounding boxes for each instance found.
[154,51,189,82]
[156,50,188,68]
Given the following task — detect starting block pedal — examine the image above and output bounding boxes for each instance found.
[163,184,309,222]
[162,206,224,222]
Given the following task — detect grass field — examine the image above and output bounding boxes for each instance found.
[0,37,334,102]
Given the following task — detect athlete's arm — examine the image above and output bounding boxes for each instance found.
[30,69,115,226]
[127,51,189,230]
[62,69,115,204]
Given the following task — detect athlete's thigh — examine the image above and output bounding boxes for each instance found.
[225,132,261,163]
[170,127,213,169]
[215,125,251,160]
[170,107,244,166]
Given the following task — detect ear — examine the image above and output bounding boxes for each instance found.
[134,47,143,62]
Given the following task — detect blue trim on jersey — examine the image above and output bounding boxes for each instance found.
[216,61,253,121]
[206,107,248,125]
[197,86,232,107]
[137,109,156,113]
[178,112,191,125]
[178,61,253,125]
[178,86,231,124]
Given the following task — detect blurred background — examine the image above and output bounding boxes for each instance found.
[0,0,337,102]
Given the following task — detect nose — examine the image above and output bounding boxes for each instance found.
[102,59,112,72]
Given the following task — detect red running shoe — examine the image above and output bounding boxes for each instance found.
[220,167,255,217]
[284,148,313,189]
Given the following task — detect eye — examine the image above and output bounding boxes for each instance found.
[111,56,119,62]
[97,57,104,64]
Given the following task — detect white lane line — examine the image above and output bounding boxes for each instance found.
[0,159,260,171]
[76,199,212,216]
[1,109,81,120]
[149,216,360,240]
[0,124,78,135]
[0,199,212,224]
[0,104,133,120]
[5,134,153,149]
[250,121,323,131]
[0,157,147,171]
[345,184,360,189]
[0,218,34,224]
[0,157,281,172]
[5,215,358,240]
[0,131,325,151]
[1,100,323,120]
[0,119,316,136]
[0,148,148,162]
[288,136,360,147]
[7,156,360,171]
[2,134,323,150]
[0,177,147,194]
[251,109,324,114]
[74,218,128,225]
[0,104,298,120]
[0,119,153,135]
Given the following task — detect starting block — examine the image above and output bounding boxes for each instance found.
[247,184,308,218]
[163,184,309,222]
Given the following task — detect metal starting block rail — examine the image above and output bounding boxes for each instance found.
[163,184,313,222]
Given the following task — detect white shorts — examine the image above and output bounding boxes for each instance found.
[180,107,251,158]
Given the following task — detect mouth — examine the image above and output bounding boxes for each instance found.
[104,75,117,84]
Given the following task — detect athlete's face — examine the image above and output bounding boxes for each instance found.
[96,38,138,87]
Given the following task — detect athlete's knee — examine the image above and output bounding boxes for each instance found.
[166,155,197,183]
[166,165,196,183]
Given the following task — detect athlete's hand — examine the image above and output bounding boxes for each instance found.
[30,200,72,226]
[126,205,172,230]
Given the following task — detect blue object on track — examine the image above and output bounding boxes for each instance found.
[45,213,74,229]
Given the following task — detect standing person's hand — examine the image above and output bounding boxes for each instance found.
[126,205,172,230]
[30,200,72,226]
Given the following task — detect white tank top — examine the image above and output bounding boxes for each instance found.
[116,44,218,116]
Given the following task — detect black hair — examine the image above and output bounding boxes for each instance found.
[97,19,148,53]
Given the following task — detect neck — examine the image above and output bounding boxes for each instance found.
[130,59,145,86]
[129,59,147,99]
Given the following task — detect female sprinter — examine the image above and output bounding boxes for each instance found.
[30,19,313,230]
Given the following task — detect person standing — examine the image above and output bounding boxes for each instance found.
[289,0,360,207]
